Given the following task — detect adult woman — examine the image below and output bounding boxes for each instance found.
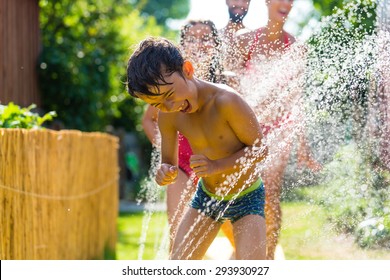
[237,0,321,259]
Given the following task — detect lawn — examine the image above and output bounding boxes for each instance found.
[116,201,390,260]
[117,211,168,260]
[279,202,390,259]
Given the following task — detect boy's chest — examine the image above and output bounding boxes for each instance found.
[175,111,239,158]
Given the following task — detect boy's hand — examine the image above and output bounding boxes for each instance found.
[190,154,218,177]
[156,164,178,186]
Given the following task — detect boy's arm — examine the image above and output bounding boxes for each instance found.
[191,93,268,177]
[156,112,179,186]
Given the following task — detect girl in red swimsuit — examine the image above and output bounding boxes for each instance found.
[236,0,321,259]
[142,20,232,252]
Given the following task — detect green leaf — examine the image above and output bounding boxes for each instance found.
[0,102,56,129]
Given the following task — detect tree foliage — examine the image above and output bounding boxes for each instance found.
[132,0,190,26]
[38,0,184,132]
[306,0,377,123]
[312,0,345,16]
[312,0,376,32]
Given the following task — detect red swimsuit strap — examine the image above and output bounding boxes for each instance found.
[283,32,291,48]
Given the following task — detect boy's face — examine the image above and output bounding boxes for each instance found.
[137,63,198,114]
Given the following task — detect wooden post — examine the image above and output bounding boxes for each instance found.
[0,0,41,107]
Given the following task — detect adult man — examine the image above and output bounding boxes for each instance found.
[220,0,252,84]
[220,0,251,45]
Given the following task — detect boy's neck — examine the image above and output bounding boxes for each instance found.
[193,78,215,112]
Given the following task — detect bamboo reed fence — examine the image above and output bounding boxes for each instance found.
[0,129,119,259]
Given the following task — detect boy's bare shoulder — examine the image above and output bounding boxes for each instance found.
[213,84,245,111]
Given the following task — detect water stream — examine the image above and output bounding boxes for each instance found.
[136,0,389,259]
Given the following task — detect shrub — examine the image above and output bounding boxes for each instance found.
[355,215,390,249]
[318,143,390,247]
[0,102,56,129]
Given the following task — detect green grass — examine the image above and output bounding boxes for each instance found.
[279,202,329,259]
[280,201,390,260]
[116,200,390,260]
[116,212,168,260]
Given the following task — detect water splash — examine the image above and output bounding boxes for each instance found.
[136,0,390,259]
[136,147,165,260]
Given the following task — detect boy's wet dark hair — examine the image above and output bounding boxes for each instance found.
[127,37,185,97]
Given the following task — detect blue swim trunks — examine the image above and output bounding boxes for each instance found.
[190,178,265,224]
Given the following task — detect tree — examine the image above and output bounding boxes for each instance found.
[38,0,164,132]
[306,0,389,250]
[312,0,344,16]
[306,0,377,124]
[312,0,376,32]
[133,0,190,27]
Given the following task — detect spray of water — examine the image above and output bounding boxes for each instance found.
[136,147,164,260]
[137,0,389,259]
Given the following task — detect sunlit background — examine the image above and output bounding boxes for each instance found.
[1,0,389,261]
[173,0,318,40]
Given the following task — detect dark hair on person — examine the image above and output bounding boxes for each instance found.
[126,37,185,97]
[179,20,224,83]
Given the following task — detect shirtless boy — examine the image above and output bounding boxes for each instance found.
[126,37,268,260]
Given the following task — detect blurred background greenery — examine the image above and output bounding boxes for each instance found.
[2,0,388,254]
[37,0,191,199]
[35,0,378,199]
